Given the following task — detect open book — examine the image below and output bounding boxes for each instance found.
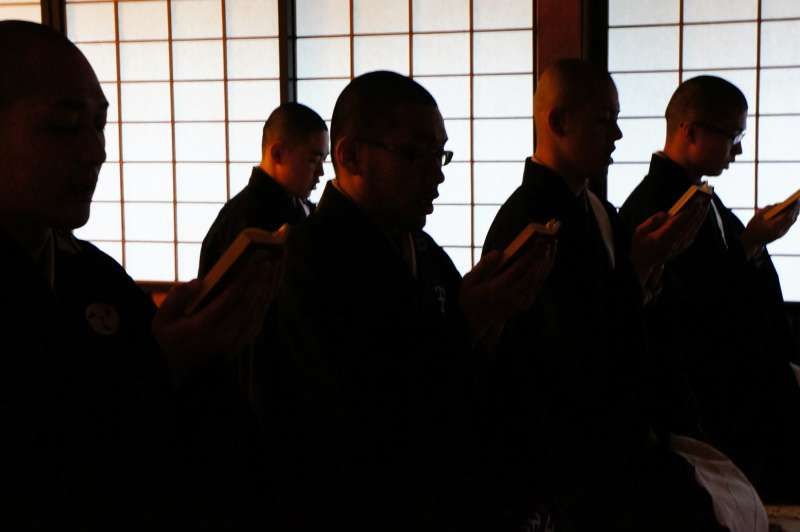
[669,182,714,216]
[500,219,560,268]
[185,225,288,315]
[764,188,800,221]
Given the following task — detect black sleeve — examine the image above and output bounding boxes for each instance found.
[198,224,225,278]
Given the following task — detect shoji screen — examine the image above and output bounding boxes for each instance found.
[0,0,40,22]
[66,0,281,281]
[296,0,535,274]
[608,0,800,300]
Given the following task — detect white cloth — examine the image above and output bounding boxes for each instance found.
[709,199,729,249]
[653,152,727,249]
[671,434,768,532]
[528,155,615,268]
[587,189,616,270]
[791,362,800,388]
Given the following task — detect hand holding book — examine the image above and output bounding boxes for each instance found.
[742,193,800,259]
[667,183,713,256]
[460,220,558,349]
[668,182,714,217]
[764,188,800,221]
[498,219,560,270]
[631,191,710,286]
[152,226,287,370]
[186,226,288,314]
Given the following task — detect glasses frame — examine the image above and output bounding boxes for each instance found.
[359,139,454,167]
[694,121,746,145]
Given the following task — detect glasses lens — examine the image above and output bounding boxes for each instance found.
[441,150,454,166]
[698,122,745,145]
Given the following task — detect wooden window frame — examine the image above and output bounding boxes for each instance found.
[47,0,596,294]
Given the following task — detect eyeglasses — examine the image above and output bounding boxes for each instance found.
[360,139,454,167]
[694,122,746,145]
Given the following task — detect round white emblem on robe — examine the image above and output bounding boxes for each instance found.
[85,302,120,336]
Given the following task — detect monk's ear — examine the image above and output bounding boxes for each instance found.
[548,107,568,137]
[269,142,285,164]
[334,135,361,175]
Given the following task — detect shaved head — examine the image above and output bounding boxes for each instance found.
[330,70,437,171]
[665,75,748,138]
[259,102,329,199]
[532,59,621,186]
[329,71,446,232]
[261,102,327,153]
[0,20,108,233]
[0,20,97,109]
[534,59,614,138]
[661,76,748,178]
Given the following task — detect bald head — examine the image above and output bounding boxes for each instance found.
[534,59,614,137]
[661,76,748,178]
[531,59,621,187]
[259,102,329,199]
[328,71,446,232]
[665,75,748,138]
[0,20,98,110]
[330,71,438,171]
[0,20,108,234]
[261,102,327,153]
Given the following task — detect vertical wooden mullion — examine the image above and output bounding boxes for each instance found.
[408,0,413,77]
[221,0,231,200]
[535,0,581,73]
[278,0,296,102]
[754,0,762,210]
[582,0,608,198]
[348,0,354,79]
[581,0,608,67]
[166,0,178,282]
[41,0,66,33]
[532,0,537,154]
[468,0,475,265]
[534,0,602,196]
[113,0,127,268]
[678,0,684,83]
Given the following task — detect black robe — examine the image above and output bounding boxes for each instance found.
[619,153,800,502]
[198,166,312,277]
[263,181,491,531]
[482,159,721,531]
[0,226,273,529]
[193,165,315,527]
[0,229,177,529]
